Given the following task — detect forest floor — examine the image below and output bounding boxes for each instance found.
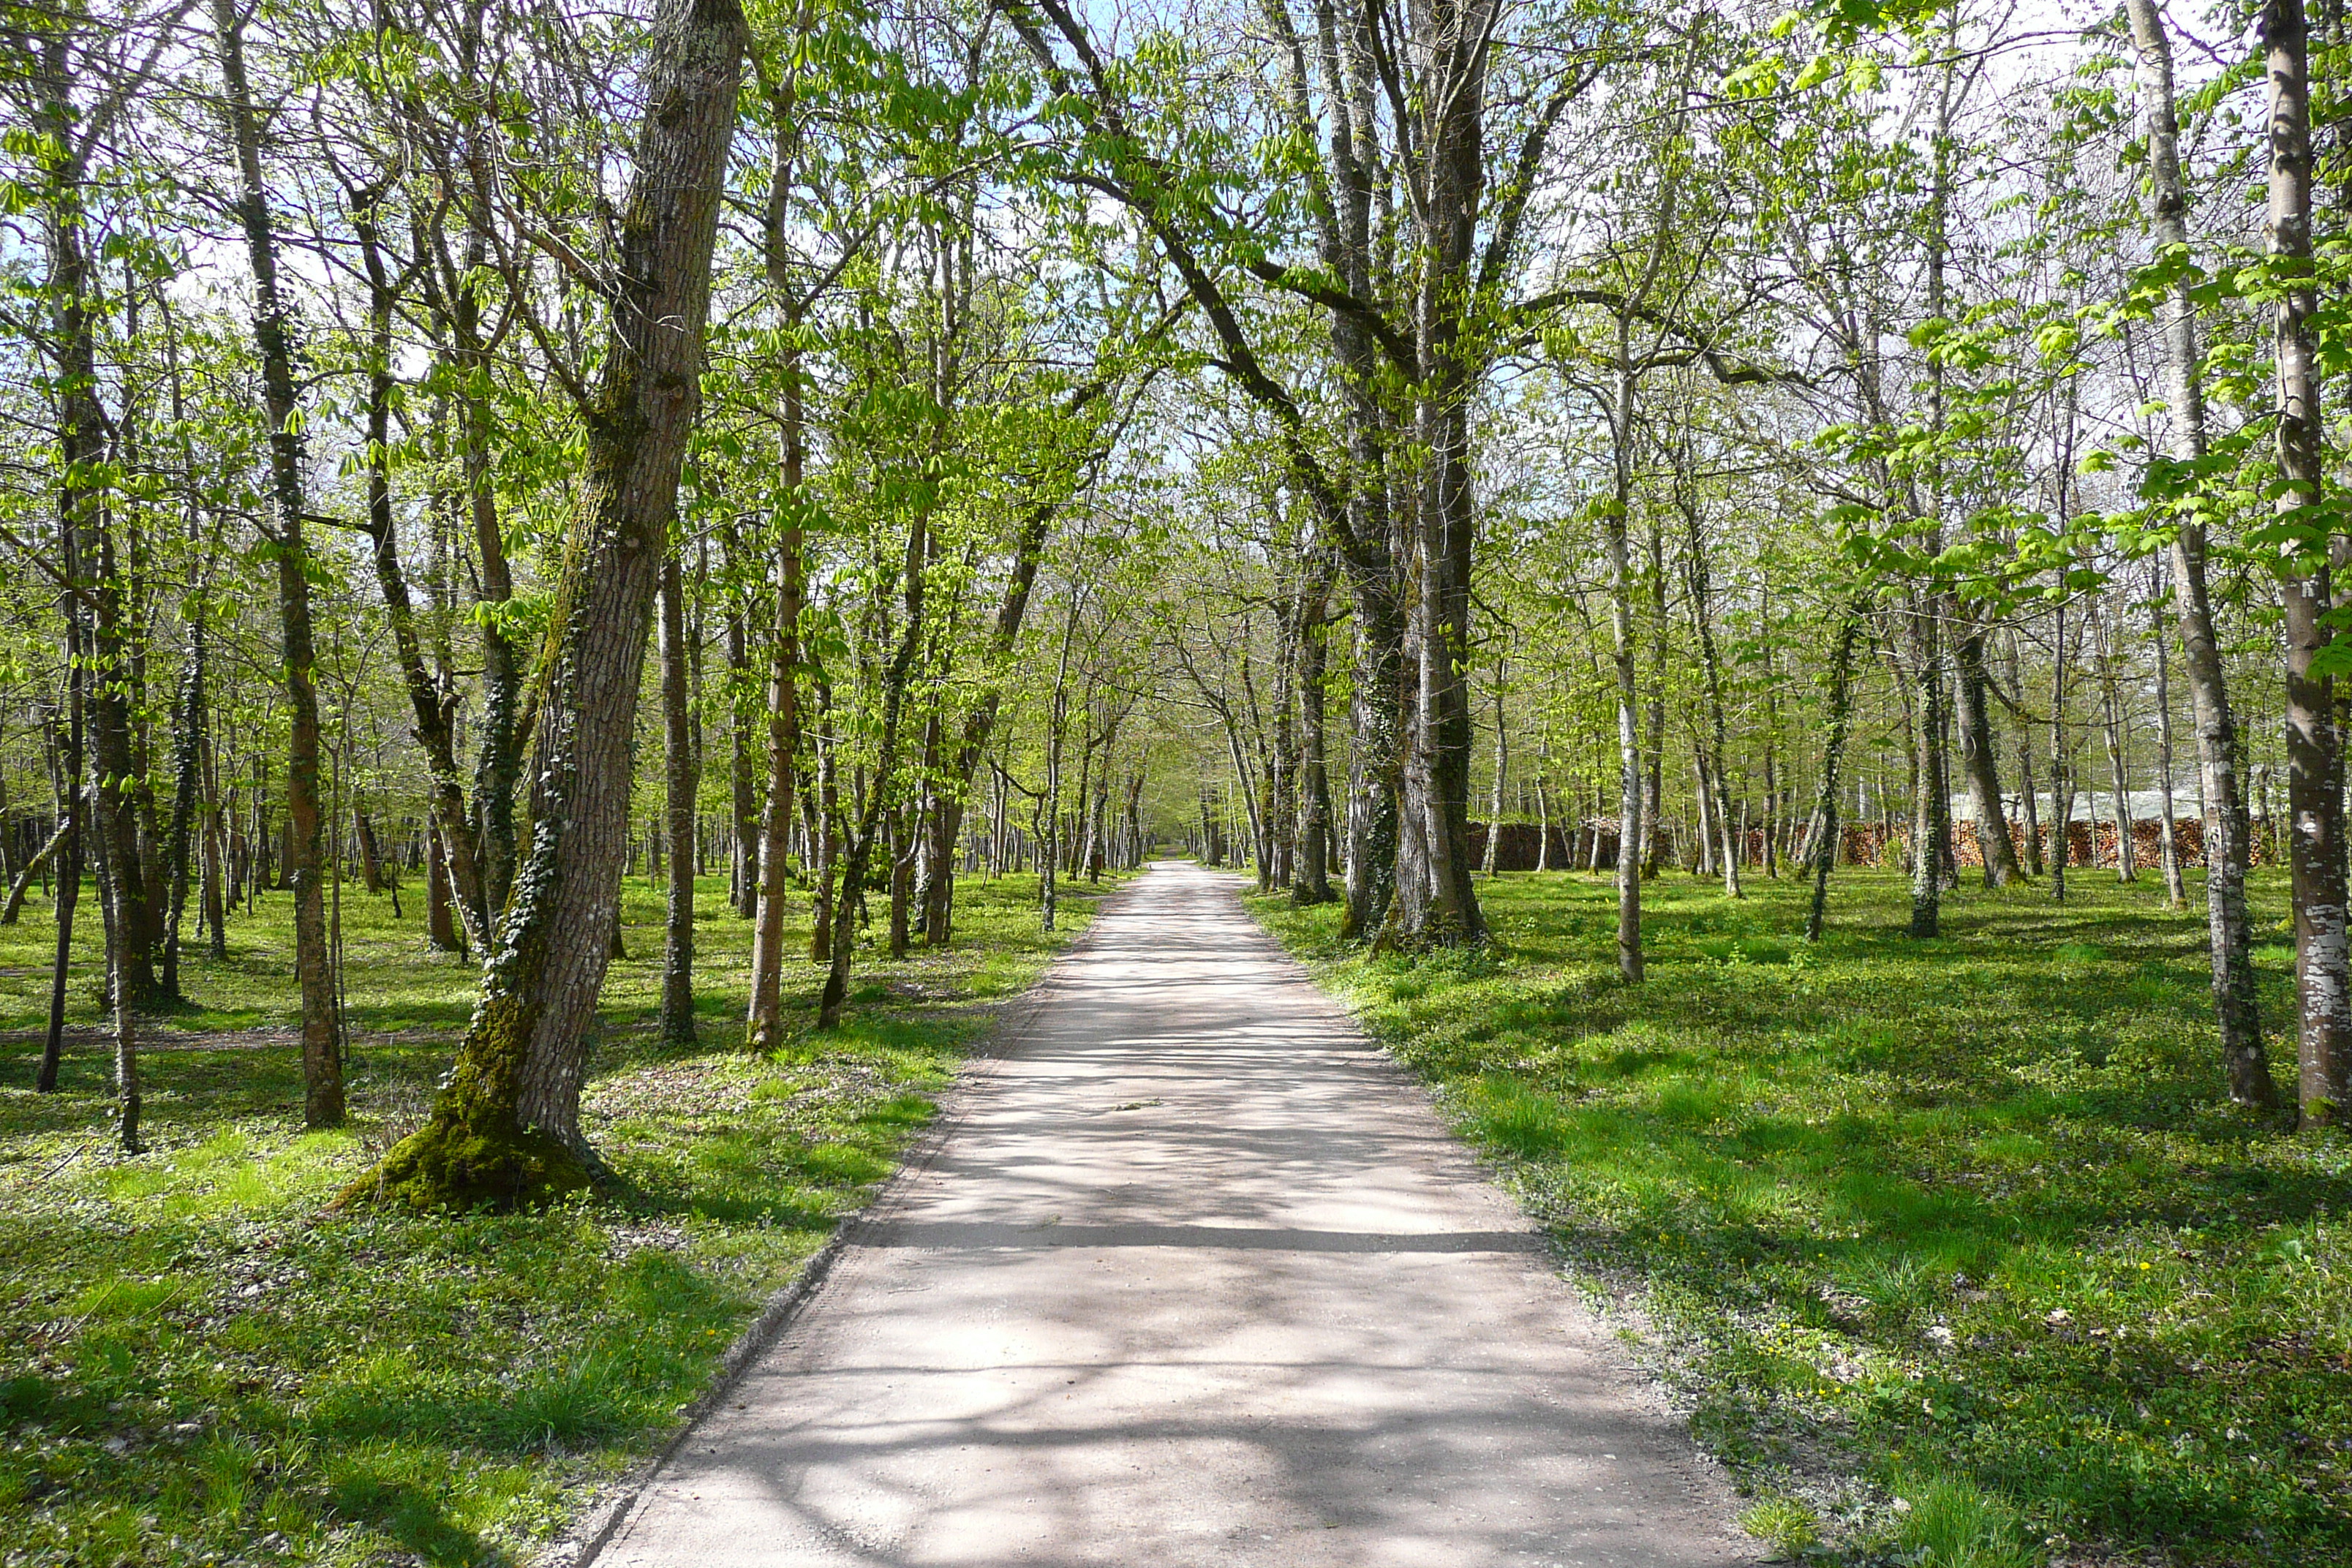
[0,866,1123,1568]
[1245,866,2352,1568]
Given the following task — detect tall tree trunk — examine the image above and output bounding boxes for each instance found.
[1605,361,1643,980]
[2125,0,2274,1106]
[889,804,914,957]
[159,621,205,999]
[343,0,747,1207]
[33,34,154,1017]
[2009,632,2045,877]
[745,360,806,1049]
[200,726,226,959]
[1534,750,1553,873]
[1379,4,1488,949]
[214,0,340,1126]
[2097,612,2138,882]
[2265,0,2349,1127]
[1643,513,1667,880]
[820,515,929,1028]
[921,482,1075,945]
[1335,516,1401,933]
[427,826,460,954]
[1293,553,1335,904]
[1956,624,2020,885]
[727,609,759,917]
[353,186,491,951]
[37,648,84,1096]
[450,6,526,926]
[1679,480,1741,899]
[1806,597,1867,942]
[2051,598,2073,904]
[1482,663,1507,875]
[2152,577,2187,909]
[659,548,698,1046]
[1910,616,1946,936]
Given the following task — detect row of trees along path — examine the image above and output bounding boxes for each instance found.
[2,0,2350,1207]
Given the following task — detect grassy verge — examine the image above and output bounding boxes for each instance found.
[1,866,1120,1567]
[1245,868,2351,1568]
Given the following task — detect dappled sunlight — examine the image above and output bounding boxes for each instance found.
[602,862,1750,1568]
[1254,869,2352,1565]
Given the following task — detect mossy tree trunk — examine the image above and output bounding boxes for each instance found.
[339,0,747,1210]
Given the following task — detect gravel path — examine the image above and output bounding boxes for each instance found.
[597,860,1756,1568]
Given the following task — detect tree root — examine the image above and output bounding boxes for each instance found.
[331,1109,594,1213]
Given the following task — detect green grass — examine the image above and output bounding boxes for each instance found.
[0,864,1121,1567]
[1247,867,2352,1568]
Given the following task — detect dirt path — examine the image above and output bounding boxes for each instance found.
[597,861,1755,1568]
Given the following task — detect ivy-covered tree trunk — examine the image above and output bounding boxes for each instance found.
[340,0,747,1208]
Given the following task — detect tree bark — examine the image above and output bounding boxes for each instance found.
[2125,0,2273,1106]
[159,619,205,997]
[38,643,85,1096]
[214,0,340,1126]
[2096,609,2137,883]
[2008,631,2045,877]
[820,513,929,1028]
[1909,613,1946,936]
[659,546,698,1046]
[342,0,747,1207]
[744,456,804,1048]
[2151,577,2187,908]
[1292,551,1335,904]
[1678,476,1741,899]
[1482,664,1507,875]
[727,608,759,916]
[200,725,225,959]
[2051,599,2073,904]
[353,186,491,952]
[1605,358,1643,980]
[4,818,67,927]
[427,826,460,954]
[1956,623,2020,885]
[2264,0,2348,1127]
[1806,597,1868,942]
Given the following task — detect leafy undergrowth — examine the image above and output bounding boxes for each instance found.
[1248,868,2352,1568]
[0,868,1119,1567]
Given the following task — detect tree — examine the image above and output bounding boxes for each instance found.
[344,0,749,1207]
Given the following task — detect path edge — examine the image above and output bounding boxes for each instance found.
[543,875,1147,1568]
